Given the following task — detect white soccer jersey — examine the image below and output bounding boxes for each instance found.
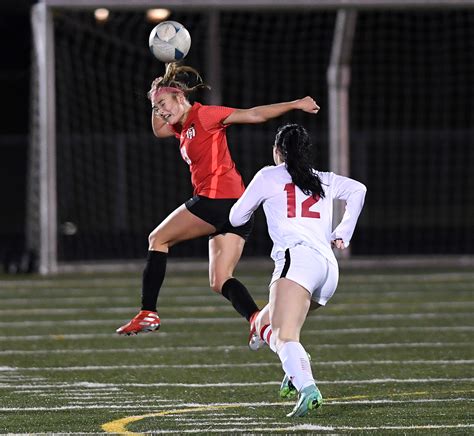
[229,164,366,265]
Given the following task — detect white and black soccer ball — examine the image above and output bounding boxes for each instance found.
[149,21,191,63]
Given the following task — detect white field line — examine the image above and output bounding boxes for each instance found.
[1,271,472,287]
[3,424,474,435]
[1,329,472,354]
[1,379,473,396]
[41,424,474,435]
[156,423,474,434]
[7,398,474,411]
[0,330,472,348]
[105,423,474,434]
[0,290,471,305]
[291,424,474,432]
[0,285,214,293]
[51,393,123,398]
[0,397,472,413]
[2,288,473,302]
[1,294,473,310]
[1,321,473,333]
[130,421,474,435]
[175,417,277,422]
[0,306,233,315]
[1,362,474,372]
[0,333,471,349]
[0,309,471,320]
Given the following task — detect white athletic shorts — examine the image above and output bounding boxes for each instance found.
[269,245,339,306]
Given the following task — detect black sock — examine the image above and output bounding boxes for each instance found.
[221,278,259,321]
[141,251,167,312]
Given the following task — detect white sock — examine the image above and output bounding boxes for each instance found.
[260,324,277,352]
[277,341,315,391]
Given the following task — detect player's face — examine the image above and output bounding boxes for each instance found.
[152,92,186,125]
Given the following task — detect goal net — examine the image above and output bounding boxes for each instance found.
[28,1,474,272]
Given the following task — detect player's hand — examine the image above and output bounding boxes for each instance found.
[298,96,320,114]
[331,239,345,250]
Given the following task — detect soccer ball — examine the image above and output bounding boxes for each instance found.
[149,21,191,63]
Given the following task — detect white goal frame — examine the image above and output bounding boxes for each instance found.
[30,0,474,274]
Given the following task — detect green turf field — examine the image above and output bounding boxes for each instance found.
[0,264,473,434]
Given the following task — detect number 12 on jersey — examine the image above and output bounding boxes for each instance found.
[284,183,320,219]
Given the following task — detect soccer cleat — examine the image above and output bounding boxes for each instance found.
[279,352,311,399]
[248,310,266,351]
[248,331,266,351]
[116,310,161,335]
[279,374,297,399]
[286,385,323,418]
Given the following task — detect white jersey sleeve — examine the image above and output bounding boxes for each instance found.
[230,164,366,264]
[328,173,367,248]
[229,168,267,227]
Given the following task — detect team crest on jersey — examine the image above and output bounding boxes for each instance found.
[185,124,196,139]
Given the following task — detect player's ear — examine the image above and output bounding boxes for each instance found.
[176,92,186,104]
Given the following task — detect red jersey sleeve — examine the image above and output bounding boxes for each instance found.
[197,105,236,132]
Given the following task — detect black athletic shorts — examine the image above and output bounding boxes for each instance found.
[184,195,254,241]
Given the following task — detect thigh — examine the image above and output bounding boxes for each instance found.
[208,233,246,289]
[149,204,216,250]
[269,278,311,345]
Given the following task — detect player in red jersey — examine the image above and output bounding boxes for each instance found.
[117,63,319,336]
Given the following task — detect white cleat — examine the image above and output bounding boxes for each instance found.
[248,331,267,351]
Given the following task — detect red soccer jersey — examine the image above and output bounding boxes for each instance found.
[170,103,245,199]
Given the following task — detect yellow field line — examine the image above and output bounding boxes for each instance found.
[101,389,474,434]
[102,404,236,435]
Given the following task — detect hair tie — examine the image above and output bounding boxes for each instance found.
[152,86,183,99]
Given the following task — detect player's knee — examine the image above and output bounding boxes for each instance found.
[148,231,166,250]
[148,232,157,248]
[209,277,223,293]
[209,273,231,294]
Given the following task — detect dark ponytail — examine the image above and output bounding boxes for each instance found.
[275,124,325,199]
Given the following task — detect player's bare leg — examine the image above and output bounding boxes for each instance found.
[116,205,216,335]
[269,278,323,417]
[251,298,322,349]
[270,278,309,348]
[209,233,259,323]
[149,204,217,252]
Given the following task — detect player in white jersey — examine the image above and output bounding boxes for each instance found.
[230,124,366,417]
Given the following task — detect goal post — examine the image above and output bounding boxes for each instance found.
[328,9,358,259]
[28,3,57,274]
[28,0,474,274]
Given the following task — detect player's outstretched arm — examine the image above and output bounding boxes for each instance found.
[223,96,320,125]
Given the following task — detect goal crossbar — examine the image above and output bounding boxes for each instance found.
[40,0,474,10]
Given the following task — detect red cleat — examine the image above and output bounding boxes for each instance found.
[116,310,161,335]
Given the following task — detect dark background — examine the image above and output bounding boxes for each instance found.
[0,1,34,268]
[1,2,473,270]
